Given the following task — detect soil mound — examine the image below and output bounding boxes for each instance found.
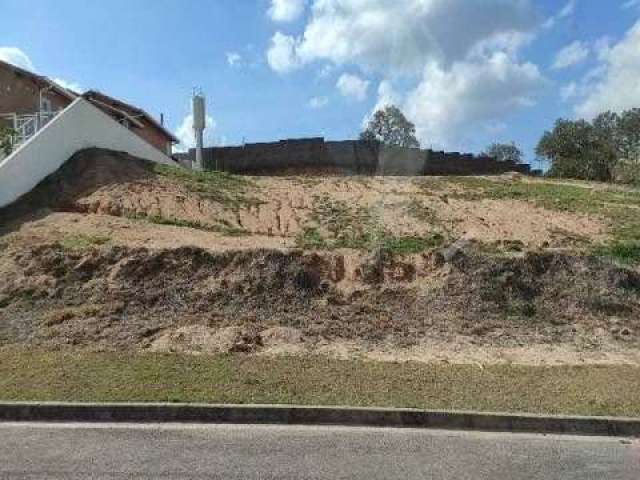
[0,242,638,350]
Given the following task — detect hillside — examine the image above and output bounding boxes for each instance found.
[1,148,639,365]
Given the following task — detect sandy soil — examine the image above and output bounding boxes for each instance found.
[2,175,606,254]
[145,325,640,366]
[0,150,636,367]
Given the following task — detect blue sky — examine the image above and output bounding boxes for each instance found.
[1,0,639,164]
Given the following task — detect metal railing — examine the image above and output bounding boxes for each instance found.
[0,110,62,150]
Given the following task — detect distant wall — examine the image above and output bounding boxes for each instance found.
[0,98,175,208]
[179,138,531,176]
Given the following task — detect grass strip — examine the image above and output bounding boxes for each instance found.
[0,349,639,417]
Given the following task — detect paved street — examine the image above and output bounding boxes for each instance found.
[0,422,638,479]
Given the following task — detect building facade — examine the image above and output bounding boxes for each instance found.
[0,59,177,157]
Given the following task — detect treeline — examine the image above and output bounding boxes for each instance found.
[536,108,640,185]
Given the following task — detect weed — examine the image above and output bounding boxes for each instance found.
[381,233,445,256]
[298,195,445,254]
[136,214,249,237]
[60,234,110,250]
[420,177,640,261]
[594,242,640,265]
[297,227,329,249]
[1,289,39,308]
[43,306,101,327]
[404,198,438,224]
[148,163,262,209]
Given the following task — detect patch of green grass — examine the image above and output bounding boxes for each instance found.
[301,194,382,250]
[292,177,323,187]
[437,177,640,214]
[594,242,640,265]
[297,227,329,249]
[298,195,445,255]
[1,349,639,417]
[381,233,445,256]
[148,163,262,209]
[60,233,111,250]
[132,214,249,237]
[0,289,39,309]
[311,194,376,236]
[412,177,448,194]
[404,198,438,224]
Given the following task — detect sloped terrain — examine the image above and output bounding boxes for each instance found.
[1,148,639,364]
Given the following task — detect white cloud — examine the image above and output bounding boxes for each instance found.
[267,0,537,75]
[543,0,576,29]
[575,20,640,118]
[403,53,544,149]
[267,32,301,73]
[361,80,403,128]
[336,73,369,101]
[552,41,590,69]
[308,96,329,108]
[226,52,242,67]
[52,77,82,93]
[560,82,578,101]
[174,113,217,152]
[317,64,334,78]
[268,0,305,22]
[559,0,577,17]
[373,80,401,111]
[0,46,35,70]
[265,0,546,149]
[623,0,640,9]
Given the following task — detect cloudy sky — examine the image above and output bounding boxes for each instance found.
[1,0,639,161]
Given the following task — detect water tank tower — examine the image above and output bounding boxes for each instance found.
[192,93,206,170]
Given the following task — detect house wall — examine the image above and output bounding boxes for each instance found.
[0,98,175,209]
[131,123,173,155]
[0,66,71,115]
[1,62,172,155]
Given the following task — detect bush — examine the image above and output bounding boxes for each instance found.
[0,125,15,156]
[613,161,640,186]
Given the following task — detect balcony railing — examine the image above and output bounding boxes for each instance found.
[0,110,62,151]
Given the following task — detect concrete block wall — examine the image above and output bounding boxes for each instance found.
[181,138,531,176]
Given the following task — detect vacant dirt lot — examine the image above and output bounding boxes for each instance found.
[1,149,638,365]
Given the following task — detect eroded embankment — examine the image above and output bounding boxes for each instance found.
[0,148,608,253]
[0,242,638,358]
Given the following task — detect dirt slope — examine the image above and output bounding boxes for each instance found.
[0,149,638,365]
[0,148,606,252]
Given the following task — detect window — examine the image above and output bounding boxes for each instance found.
[40,97,52,113]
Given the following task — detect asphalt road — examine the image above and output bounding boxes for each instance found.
[0,422,638,479]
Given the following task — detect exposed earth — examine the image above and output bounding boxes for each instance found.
[1,149,639,365]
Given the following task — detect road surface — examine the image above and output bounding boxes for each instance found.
[0,422,638,479]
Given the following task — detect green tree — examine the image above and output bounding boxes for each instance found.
[615,109,640,184]
[618,108,640,164]
[360,105,420,148]
[536,115,619,182]
[0,125,15,156]
[483,142,523,164]
[536,108,640,183]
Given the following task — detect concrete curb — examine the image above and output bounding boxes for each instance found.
[0,402,639,437]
